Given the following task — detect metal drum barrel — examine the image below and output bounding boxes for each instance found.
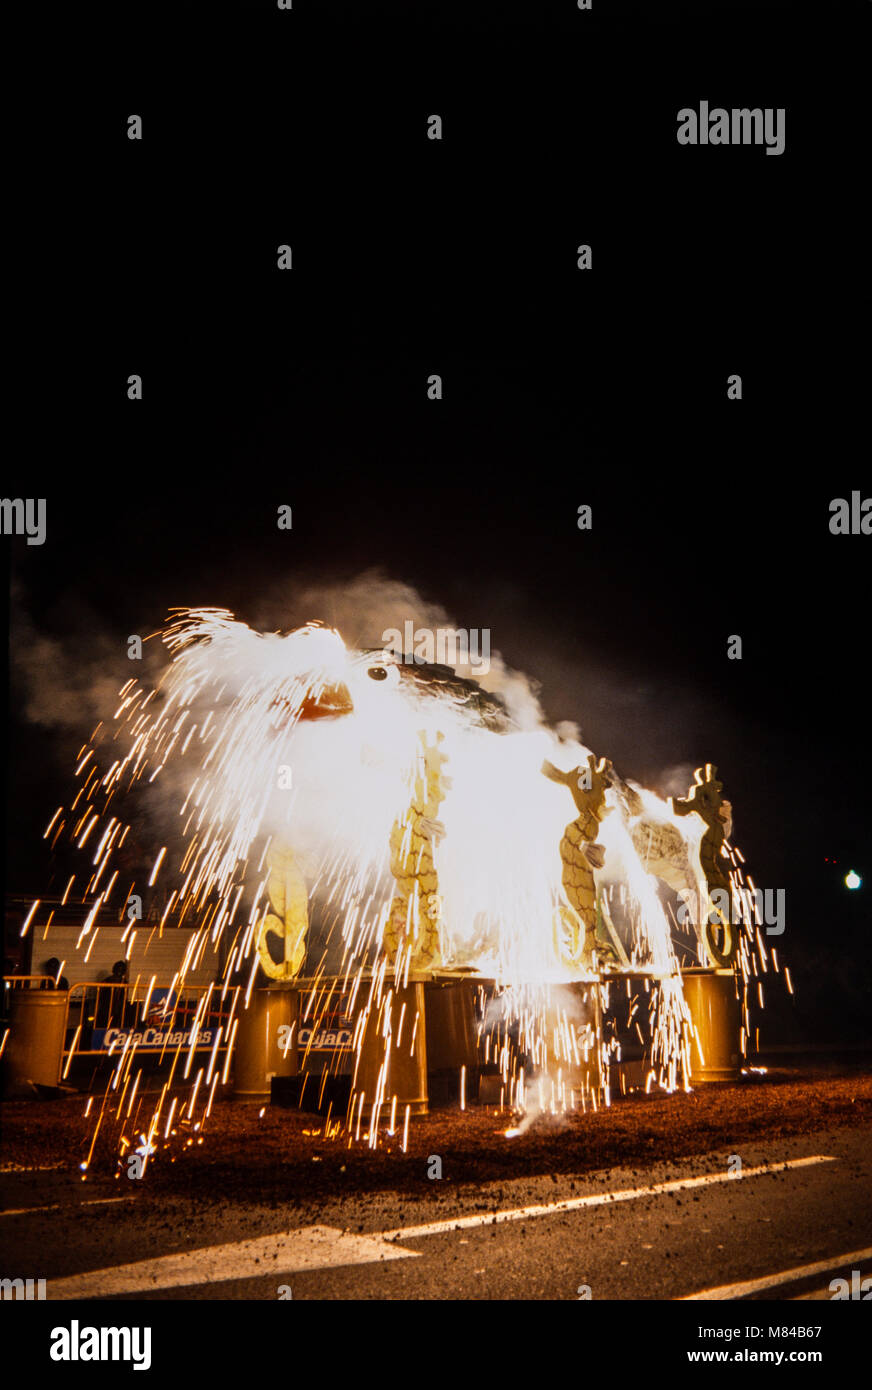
[2,988,68,1096]
[425,976,478,1103]
[352,979,428,1121]
[549,980,602,1107]
[682,967,740,1083]
[232,987,298,1102]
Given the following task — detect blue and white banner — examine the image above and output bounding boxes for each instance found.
[90,1025,217,1050]
[298,1027,353,1048]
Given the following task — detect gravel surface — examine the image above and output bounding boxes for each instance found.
[3,1056,871,1208]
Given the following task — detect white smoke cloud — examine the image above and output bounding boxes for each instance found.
[9,579,162,743]
[653,763,698,800]
[255,567,550,731]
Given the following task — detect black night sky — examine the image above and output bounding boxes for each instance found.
[4,0,870,1043]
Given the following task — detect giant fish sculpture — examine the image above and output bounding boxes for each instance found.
[201,619,744,983]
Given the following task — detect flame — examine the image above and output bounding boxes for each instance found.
[30,607,776,1166]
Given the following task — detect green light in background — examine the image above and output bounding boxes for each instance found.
[845,870,861,890]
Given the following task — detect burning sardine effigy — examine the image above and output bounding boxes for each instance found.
[32,608,774,1157]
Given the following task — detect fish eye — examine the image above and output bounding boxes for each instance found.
[367,662,399,686]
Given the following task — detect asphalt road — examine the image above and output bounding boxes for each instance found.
[2,1121,870,1301]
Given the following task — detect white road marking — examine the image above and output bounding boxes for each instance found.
[16,1153,841,1299]
[1,1197,133,1218]
[47,1225,419,1299]
[682,1247,872,1301]
[378,1155,837,1242]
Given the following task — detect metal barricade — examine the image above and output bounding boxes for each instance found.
[60,981,241,1072]
[2,974,63,991]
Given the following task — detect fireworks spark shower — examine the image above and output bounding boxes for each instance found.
[22,606,777,1168]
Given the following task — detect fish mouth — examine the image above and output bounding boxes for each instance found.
[296,682,354,721]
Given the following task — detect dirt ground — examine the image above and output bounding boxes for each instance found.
[3,1056,871,1207]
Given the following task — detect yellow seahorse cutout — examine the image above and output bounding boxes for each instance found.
[256,843,309,980]
[543,754,613,971]
[671,763,738,967]
[383,731,450,972]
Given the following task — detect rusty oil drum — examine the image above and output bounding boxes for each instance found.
[682,967,740,1083]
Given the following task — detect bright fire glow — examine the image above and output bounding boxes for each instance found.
[32,608,776,1164]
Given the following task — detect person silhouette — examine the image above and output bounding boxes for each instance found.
[42,957,70,991]
[95,960,130,1027]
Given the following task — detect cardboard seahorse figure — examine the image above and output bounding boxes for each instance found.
[256,843,310,980]
[383,732,450,972]
[543,753,616,971]
[671,764,738,967]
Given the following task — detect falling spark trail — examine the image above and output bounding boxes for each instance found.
[28,607,782,1171]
